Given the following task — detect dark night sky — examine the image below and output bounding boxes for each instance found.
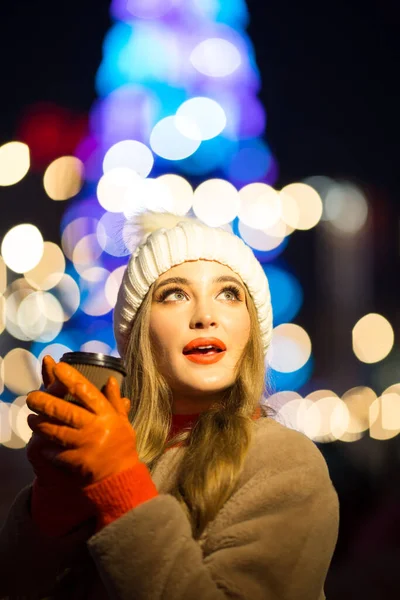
[1,0,399,192]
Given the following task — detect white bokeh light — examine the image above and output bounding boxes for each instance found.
[123,177,175,217]
[192,179,240,226]
[176,97,226,141]
[1,224,44,273]
[190,38,242,77]
[103,140,154,177]
[105,265,127,308]
[156,174,193,215]
[150,116,201,160]
[97,167,140,212]
[17,291,64,343]
[324,182,369,234]
[268,324,312,373]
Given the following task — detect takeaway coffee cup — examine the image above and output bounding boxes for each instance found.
[59,352,127,405]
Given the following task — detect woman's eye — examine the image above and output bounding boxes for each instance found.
[159,286,241,303]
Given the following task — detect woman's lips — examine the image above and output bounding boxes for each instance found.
[184,350,226,365]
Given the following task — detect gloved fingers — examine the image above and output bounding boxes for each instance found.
[42,355,56,388]
[53,363,110,416]
[27,414,82,447]
[41,446,88,476]
[41,356,70,398]
[103,377,129,416]
[26,390,92,429]
[123,397,131,416]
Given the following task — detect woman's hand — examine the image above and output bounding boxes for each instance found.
[26,361,136,488]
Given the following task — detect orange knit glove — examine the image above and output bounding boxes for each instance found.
[26,361,137,488]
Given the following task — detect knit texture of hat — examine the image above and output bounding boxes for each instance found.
[113,211,273,359]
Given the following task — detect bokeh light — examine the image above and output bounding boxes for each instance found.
[0,141,30,186]
[352,313,394,363]
[176,97,226,141]
[3,348,41,395]
[238,183,281,230]
[103,140,154,176]
[97,167,140,212]
[303,395,350,442]
[24,241,66,290]
[17,291,64,342]
[97,212,131,257]
[43,156,84,200]
[370,395,400,440]
[1,224,44,273]
[190,38,242,77]
[324,182,368,234]
[50,274,81,321]
[156,174,193,215]
[192,179,239,226]
[105,265,127,307]
[150,116,201,160]
[0,255,6,293]
[80,267,112,316]
[263,265,303,325]
[340,386,376,436]
[123,177,175,217]
[267,323,312,372]
[280,182,323,230]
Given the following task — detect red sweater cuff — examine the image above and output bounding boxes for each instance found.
[82,461,159,532]
[31,477,95,538]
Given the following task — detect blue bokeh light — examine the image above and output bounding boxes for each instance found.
[263,264,303,325]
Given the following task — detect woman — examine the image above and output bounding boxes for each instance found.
[0,210,339,599]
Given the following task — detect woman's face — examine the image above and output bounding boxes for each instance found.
[149,259,251,414]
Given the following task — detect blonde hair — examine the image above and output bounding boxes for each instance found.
[121,280,272,539]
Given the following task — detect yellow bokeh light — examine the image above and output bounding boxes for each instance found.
[43,156,84,201]
[0,294,5,336]
[24,241,66,290]
[0,141,30,186]
[369,396,400,440]
[0,401,12,444]
[1,224,44,274]
[280,182,323,230]
[340,386,376,435]
[0,256,6,294]
[304,396,350,442]
[0,356,4,394]
[352,313,394,363]
[238,183,281,230]
[3,348,41,395]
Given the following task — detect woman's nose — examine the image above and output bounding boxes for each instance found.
[189,304,218,329]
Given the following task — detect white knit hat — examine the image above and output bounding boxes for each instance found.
[113,210,273,359]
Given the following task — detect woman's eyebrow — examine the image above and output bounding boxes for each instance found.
[154,275,245,293]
